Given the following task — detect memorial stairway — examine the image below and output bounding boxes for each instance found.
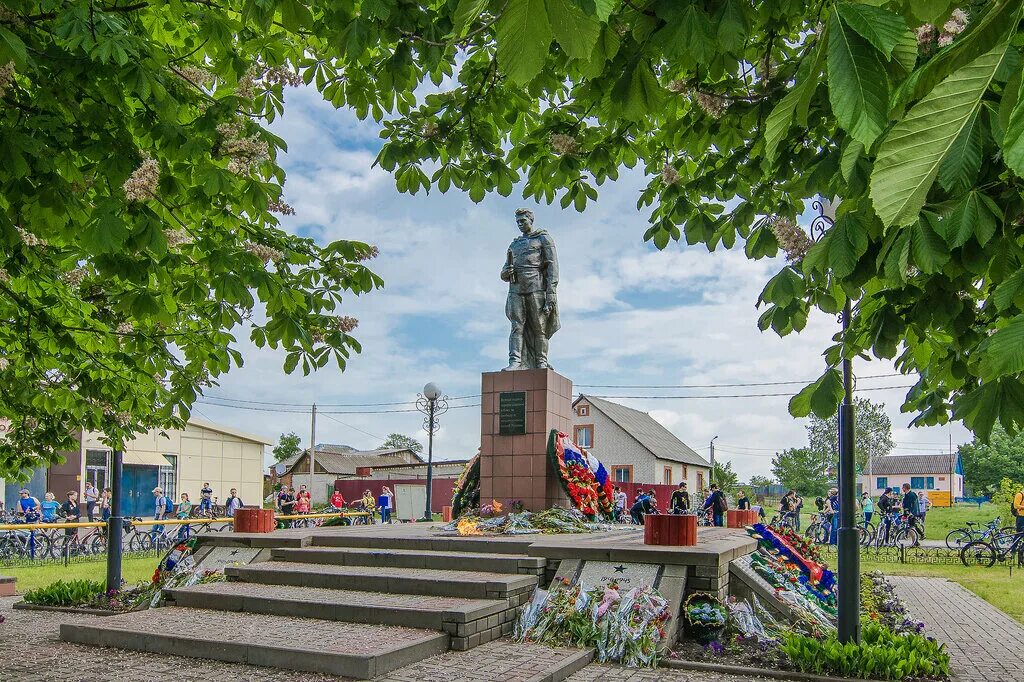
[59,530,595,680]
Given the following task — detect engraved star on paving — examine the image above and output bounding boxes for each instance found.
[613,565,626,573]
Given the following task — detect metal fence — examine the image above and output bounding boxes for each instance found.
[817,544,964,565]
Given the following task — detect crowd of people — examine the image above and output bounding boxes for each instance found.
[276,485,396,523]
[609,482,741,527]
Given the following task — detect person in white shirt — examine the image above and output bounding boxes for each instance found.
[84,482,99,521]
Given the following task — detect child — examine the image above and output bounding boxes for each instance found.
[200,482,213,515]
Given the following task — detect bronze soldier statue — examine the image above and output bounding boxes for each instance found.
[501,208,560,370]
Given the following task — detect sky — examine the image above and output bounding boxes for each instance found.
[193,84,973,480]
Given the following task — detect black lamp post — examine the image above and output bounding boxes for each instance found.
[416,382,448,521]
[810,197,860,644]
[106,449,124,593]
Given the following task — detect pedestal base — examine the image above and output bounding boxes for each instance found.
[479,369,573,511]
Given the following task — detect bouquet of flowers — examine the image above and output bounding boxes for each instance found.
[683,593,728,644]
[549,431,614,518]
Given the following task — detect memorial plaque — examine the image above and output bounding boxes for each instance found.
[575,560,662,590]
[498,390,527,435]
[194,546,261,574]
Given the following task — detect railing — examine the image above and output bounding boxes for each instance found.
[0,510,371,567]
[817,544,964,565]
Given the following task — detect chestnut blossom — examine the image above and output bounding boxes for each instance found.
[357,245,380,261]
[661,163,679,185]
[245,241,284,264]
[17,226,46,247]
[334,315,359,333]
[549,133,579,156]
[123,157,159,202]
[62,268,88,287]
[666,79,687,94]
[164,228,192,248]
[915,23,937,48]
[265,65,302,87]
[268,199,296,215]
[0,62,15,97]
[769,216,812,262]
[421,120,440,138]
[0,268,9,283]
[116,322,134,334]
[694,91,728,118]
[176,66,213,87]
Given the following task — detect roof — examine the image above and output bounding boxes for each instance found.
[575,395,709,467]
[282,447,423,476]
[865,454,962,476]
[187,417,274,445]
[370,459,470,470]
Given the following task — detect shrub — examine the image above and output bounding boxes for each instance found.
[780,622,950,681]
[23,579,105,607]
[990,477,1024,509]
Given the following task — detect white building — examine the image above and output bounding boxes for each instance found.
[280,444,424,504]
[861,454,964,507]
[571,395,710,488]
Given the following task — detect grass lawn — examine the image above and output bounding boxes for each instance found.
[4,556,158,594]
[784,502,1005,541]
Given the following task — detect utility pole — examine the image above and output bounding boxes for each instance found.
[309,403,317,496]
[105,450,124,592]
[709,435,718,486]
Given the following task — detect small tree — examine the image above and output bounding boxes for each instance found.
[379,433,424,453]
[749,475,775,489]
[772,447,830,498]
[272,432,302,463]
[807,397,894,473]
[958,426,1024,494]
[712,461,739,492]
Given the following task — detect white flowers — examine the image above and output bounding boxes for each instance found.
[421,120,440,139]
[164,228,192,248]
[265,65,302,87]
[0,62,15,98]
[694,91,728,118]
[268,199,296,215]
[0,268,9,283]
[62,268,88,287]
[357,245,380,261]
[549,133,579,156]
[939,9,968,46]
[0,357,9,371]
[334,315,358,333]
[769,216,813,263]
[17,226,46,247]
[176,66,213,87]
[245,241,284,264]
[115,322,134,335]
[123,157,160,202]
[218,118,270,175]
[661,163,679,185]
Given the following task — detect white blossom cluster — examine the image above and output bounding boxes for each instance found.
[176,66,213,87]
[915,23,938,48]
[0,268,9,283]
[309,328,325,344]
[62,268,88,287]
[334,315,359,333]
[23,417,38,431]
[115,322,134,334]
[245,241,284,264]
[357,245,380,261]
[0,62,15,98]
[758,54,774,81]
[549,133,579,156]
[236,66,259,100]
[218,119,269,174]
[268,199,296,215]
[938,9,968,46]
[17,226,46,247]
[667,79,687,93]
[122,157,160,201]
[265,65,302,87]
[769,216,812,262]
[164,228,192,248]
[694,91,728,118]
[661,163,679,185]
[421,120,440,138]
[0,357,8,371]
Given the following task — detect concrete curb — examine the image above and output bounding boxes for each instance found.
[661,658,887,682]
[13,601,121,617]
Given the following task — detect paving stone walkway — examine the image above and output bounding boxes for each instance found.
[888,575,1024,680]
[0,596,779,682]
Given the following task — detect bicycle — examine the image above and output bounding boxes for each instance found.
[945,517,1016,550]
[874,512,919,548]
[770,511,797,532]
[0,526,51,562]
[960,530,1024,568]
[803,513,830,544]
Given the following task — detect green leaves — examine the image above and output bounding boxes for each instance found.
[0,26,28,69]
[980,314,1024,380]
[764,34,826,163]
[609,60,665,121]
[937,106,984,193]
[827,8,889,147]
[495,0,552,84]
[452,0,489,37]
[548,0,601,61]
[871,46,1009,228]
[789,369,846,419]
[835,3,906,59]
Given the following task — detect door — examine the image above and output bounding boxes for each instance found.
[122,465,159,518]
[394,484,427,521]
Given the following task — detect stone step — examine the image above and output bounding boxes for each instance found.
[311,532,537,555]
[166,581,509,631]
[271,546,546,574]
[59,607,449,679]
[377,640,596,682]
[226,561,539,600]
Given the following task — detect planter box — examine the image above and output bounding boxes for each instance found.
[233,507,275,533]
[644,514,697,546]
[727,509,759,528]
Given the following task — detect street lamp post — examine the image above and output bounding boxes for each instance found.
[709,435,718,486]
[106,449,124,593]
[416,382,449,521]
[810,197,860,644]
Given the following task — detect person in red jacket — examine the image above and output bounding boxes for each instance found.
[329,490,346,511]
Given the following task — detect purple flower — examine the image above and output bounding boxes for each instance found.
[706,641,725,655]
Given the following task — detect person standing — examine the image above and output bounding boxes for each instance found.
[199,482,214,516]
[861,492,874,527]
[736,489,751,510]
[224,488,244,518]
[916,489,930,529]
[296,484,312,509]
[377,487,393,523]
[900,483,920,545]
[18,489,41,522]
[176,492,193,519]
[152,487,167,539]
[703,484,728,527]
[1013,486,1024,533]
[670,482,691,514]
[83,482,99,522]
[612,486,627,522]
[100,488,112,521]
[360,489,376,522]
[793,492,804,531]
[40,492,60,522]
[60,490,81,540]
[823,487,840,544]
[329,489,346,511]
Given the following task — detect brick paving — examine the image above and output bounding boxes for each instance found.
[377,640,590,682]
[888,575,1024,680]
[567,665,788,681]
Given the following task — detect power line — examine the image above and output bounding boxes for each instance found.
[195,399,482,415]
[200,393,479,408]
[318,411,385,441]
[576,372,903,389]
[585,385,914,400]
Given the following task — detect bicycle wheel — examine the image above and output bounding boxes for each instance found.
[91,534,107,556]
[814,523,831,545]
[858,525,874,547]
[804,522,818,540]
[28,533,51,560]
[946,529,972,551]
[960,540,996,567]
[894,528,917,548]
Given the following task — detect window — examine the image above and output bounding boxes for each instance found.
[697,471,705,491]
[577,405,589,417]
[926,476,934,489]
[612,466,632,483]
[664,467,672,485]
[910,476,925,490]
[876,477,887,490]
[682,465,688,479]
[85,450,110,491]
[574,425,593,448]
[159,455,177,499]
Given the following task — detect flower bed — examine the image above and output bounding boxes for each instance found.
[516,578,671,667]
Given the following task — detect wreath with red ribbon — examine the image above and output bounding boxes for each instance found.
[548,430,614,518]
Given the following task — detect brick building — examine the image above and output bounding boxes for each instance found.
[571,395,709,488]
